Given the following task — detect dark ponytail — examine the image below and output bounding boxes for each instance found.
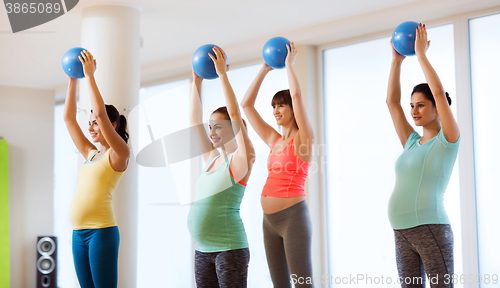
[104,105,129,143]
[117,114,129,144]
[445,92,452,106]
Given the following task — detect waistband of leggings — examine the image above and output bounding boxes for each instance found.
[393,223,452,232]
[73,225,119,233]
[264,200,309,222]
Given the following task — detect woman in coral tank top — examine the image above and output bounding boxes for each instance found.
[241,41,315,288]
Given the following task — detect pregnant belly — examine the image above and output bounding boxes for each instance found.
[261,195,306,214]
[69,193,114,228]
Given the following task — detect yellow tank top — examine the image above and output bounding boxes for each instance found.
[69,149,125,230]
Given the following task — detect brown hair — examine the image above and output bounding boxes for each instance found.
[271,89,293,108]
[211,106,247,128]
[271,89,298,128]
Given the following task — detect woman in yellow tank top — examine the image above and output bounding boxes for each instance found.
[64,50,129,288]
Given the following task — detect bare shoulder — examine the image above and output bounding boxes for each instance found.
[108,148,130,172]
[294,131,312,162]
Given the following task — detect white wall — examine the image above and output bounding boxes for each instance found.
[0,85,55,288]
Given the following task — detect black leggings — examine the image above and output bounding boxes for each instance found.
[263,200,314,288]
[194,248,250,288]
[394,224,454,288]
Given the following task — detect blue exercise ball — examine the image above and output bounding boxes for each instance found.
[62,47,87,79]
[262,36,290,69]
[392,21,420,56]
[192,44,227,80]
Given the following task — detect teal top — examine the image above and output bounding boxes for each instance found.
[388,129,460,229]
[85,150,105,165]
[187,153,248,252]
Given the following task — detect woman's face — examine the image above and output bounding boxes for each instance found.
[410,92,437,126]
[209,113,234,148]
[273,103,294,126]
[88,113,103,143]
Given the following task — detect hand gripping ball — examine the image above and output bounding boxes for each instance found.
[262,36,290,69]
[192,44,227,80]
[62,47,87,79]
[392,21,420,56]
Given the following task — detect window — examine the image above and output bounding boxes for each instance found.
[470,12,500,279]
[136,79,195,287]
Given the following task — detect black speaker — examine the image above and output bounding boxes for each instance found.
[36,236,57,288]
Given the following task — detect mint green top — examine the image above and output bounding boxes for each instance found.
[388,129,460,229]
[187,153,248,252]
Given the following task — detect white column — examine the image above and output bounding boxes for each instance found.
[453,16,479,287]
[294,45,329,287]
[79,5,140,288]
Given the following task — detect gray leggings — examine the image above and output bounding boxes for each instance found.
[194,248,250,288]
[263,200,314,288]
[394,224,454,288]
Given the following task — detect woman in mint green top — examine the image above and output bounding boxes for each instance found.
[188,152,248,252]
[388,129,459,229]
[187,47,255,287]
[386,24,460,288]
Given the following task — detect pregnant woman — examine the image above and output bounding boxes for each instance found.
[187,46,255,287]
[241,42,315,288]
[386,24,460,288]
[65,50,129,288]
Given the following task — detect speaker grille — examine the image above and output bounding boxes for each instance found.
[37,237,55,255]
[37,256,55,274]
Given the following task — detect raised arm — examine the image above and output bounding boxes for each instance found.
[415,24,459,143]
[190,68,217,164]
[210,47,255,177]
[387,39,414,147]
[63,76,96,158]
[240,63,280,147]
[79,51,130,171]
[284,42,315,152]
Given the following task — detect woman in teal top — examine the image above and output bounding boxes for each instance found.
[187,47,255,288]
[387,24,460,288]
